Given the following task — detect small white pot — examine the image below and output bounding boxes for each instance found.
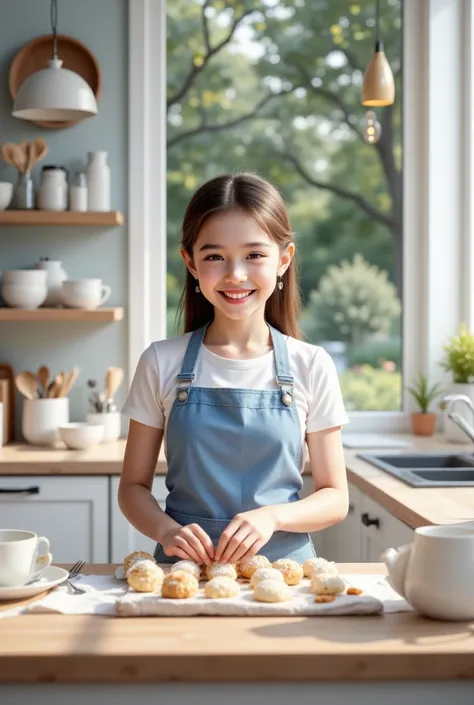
[444,382,474,443]
[22,398,69,445]
[86,411,121,442]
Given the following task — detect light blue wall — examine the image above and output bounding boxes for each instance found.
[0,0,128,438]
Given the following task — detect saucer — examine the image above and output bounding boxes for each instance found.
[0,566,68,600]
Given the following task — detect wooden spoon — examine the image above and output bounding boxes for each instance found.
[47,373,63,398]
[15,371,38,400]
[62,367,81,397]
[37,365,50,398]
[32,138,48,164]
[105,367,124,399]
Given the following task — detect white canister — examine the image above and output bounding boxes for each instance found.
[22,398,69,445]
[35,259,68,307]
[69,172,88,212]
[85,151,111,211]
[38,166,68,211]
[86,411,121,442]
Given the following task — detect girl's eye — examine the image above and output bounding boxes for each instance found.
[248,253,265,259]
[204,254,223,261]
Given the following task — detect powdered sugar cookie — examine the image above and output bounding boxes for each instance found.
[238,555,271,579]
[204,576,240,598]
[205,562,238,581]
[126,559,164,593]
[171,560,202,580]
[162,570,199,599]
[253,578,292,603]
[124,550,155,573]
[310,571,345,595]
[250,567,285,589]
[303,557,338,578]
[272,558,303,585]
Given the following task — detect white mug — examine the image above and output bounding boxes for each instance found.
[61,279,111,309]
[0,530,52,587]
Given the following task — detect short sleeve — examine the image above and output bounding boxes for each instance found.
[121,344,164,429]
[306,348,350,433]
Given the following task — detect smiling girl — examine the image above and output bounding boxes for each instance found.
[119,172,350,566]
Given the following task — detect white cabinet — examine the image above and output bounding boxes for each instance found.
[0,475,109,563]
[301,477,413,563]
[110,475,168,563]
[360,492,414,562]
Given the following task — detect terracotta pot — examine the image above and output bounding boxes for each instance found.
[411,412,436,437]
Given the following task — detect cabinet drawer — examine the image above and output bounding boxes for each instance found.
[0,475,109,563]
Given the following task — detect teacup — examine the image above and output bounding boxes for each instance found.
[0,529,52,587]
[61,279,111,309]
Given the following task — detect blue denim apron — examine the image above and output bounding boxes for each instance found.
[154,322,316,564]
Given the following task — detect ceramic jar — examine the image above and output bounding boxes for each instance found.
[35,259,68,307]
[22,397,69,445]
[86,411,121,442]
[85,151,110,211]
[38,166,68,211]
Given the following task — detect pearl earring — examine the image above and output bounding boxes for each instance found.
[277,276,284,291]
[195,280,201,293]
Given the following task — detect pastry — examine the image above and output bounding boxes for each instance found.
[238,554,271,579]
[124,550,155,573]
[272,558,303,586]
[315,594,336,603]
[204,576,240,599]
[205,562,238,581]
[126,559,164,593]
[347,586,363,595]
[303,557,337,578]
[171,560,202,580]
[249,567,285,589]
[161,570,199,599]
[310,571,345,595]
[253,578,292,603]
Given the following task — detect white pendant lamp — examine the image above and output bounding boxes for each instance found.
[362,0,395,107]
[12,0,97,122]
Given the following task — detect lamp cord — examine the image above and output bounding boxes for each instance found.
[50,0,58,59]
[375,0,383,52]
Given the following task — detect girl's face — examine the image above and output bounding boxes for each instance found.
[181,208,294,322]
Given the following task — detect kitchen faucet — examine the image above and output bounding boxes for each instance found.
[442,394,474,445]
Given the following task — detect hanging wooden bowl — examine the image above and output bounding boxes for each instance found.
[9,34,102,130]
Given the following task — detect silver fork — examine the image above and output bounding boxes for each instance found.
[66,560,86,594]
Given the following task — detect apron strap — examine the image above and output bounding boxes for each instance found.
[176,323,209,392]
[268,325,295,406]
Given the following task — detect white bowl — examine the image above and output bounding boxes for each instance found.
[58,423,104,450]
[1,270,48,285]
[1,283,47,309]
[0,182,13,211]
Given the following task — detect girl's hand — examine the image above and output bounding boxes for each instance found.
[161,523,215,566]
[214,507,278,565]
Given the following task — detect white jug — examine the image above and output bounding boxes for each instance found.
[35,259,68,307]
[382,524,474,620]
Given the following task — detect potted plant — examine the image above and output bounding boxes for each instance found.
[441,323,474,441]
[406,374,443,436]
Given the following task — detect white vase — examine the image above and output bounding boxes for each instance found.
[443,382,474,443]
[22,398,69,446]
[85,151,110,211]
[86,411,121,442]
[35,260,68,307]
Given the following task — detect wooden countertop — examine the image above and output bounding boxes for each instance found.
[2,435,474,529]
[1,563,474,683]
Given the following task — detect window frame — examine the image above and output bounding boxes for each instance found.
[128,0,468,431]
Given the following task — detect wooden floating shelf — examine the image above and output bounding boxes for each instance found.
[0,211,124,226]
[0,307,124,322]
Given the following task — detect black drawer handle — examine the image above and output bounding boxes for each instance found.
[362,512,380,528]
[0,486,40,495]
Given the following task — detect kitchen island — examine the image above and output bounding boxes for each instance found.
[1,563,474,705]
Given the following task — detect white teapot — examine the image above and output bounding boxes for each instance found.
[382,524,474,621]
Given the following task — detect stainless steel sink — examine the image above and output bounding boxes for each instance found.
[357,452,474,486]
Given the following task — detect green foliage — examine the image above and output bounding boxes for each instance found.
[340,365,402,412]
[347,337,401,369]
[406,374,443,414]
[441,324,474,383]
[301,254,401,346]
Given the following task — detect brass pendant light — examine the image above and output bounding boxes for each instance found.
[362,0,395,107]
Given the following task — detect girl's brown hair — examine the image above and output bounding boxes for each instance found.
[177,172,302,339]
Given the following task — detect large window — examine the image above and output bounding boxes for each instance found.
[166,0,403,412]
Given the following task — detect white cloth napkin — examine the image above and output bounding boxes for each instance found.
[0,570,412,619]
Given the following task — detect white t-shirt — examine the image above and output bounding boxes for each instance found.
[122,331,350,460]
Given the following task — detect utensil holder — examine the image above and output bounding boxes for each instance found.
[86,411,121,442]
[22,398,69,445]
